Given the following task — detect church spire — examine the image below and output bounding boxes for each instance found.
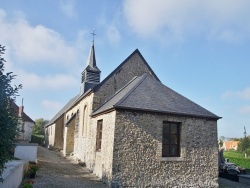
[80,31,101,95]
[87,41,97,68]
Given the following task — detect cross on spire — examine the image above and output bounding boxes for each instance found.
[91,29,96,42]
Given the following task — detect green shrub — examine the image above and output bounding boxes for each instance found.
[31,134,44,146]
[0,45,22,182]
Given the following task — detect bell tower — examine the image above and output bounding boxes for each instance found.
[80,31,101,94]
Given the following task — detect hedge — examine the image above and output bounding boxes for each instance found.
[31,134,44,146]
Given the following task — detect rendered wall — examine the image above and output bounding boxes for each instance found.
[45,123,55,149]
[111,110,218,187]
[0,160,29,188]
[23,121,34,141]
[63,116,76,156]
[72,93,94,162]
[14,143,38,163]
[54,116,64,150]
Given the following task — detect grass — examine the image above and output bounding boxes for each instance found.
[224,150,250,173]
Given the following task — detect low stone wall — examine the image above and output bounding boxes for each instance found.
[0,160,29,188]
[14,143,38,163]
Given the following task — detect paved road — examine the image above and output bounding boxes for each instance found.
[30,146,107,188]
[219,177,249,188]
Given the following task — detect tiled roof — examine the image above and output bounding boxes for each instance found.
[45,94,79,127]
[10,101,35,123]
[223,141,239,150]
[92,74,220,119]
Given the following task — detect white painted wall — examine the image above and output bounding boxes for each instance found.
[0,160,29,188]
[23,121,35,141]
[14,143,38,163]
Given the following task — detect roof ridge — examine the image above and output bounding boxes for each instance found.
[115,74,148,107]
[93,49,160,92]
[92,76,140,113]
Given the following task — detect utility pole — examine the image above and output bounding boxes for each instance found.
[244,126,247,158]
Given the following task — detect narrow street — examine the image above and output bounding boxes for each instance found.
[30,146,107,188]
[27,146,249,187]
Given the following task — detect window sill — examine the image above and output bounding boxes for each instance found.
[161,157,185,162]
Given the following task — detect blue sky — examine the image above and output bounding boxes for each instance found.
[1,0,250,138]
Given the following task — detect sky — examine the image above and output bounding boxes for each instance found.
[0,0,250,138]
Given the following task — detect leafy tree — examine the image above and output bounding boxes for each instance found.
[219,136,226,142]
[237,136,250,153]
[0,45,22,181]
[218,139,223,148]
[32,118,48,135]
[232,138,240,141]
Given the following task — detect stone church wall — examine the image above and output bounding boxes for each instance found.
[54,116,64,150]
[93,52,158,110]
[111,110,218,187]
[72,93,94,162]
[90,111,116,183]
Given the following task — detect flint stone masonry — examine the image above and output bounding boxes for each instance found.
[90,111,116,181]
[93,52,158,110]
[47,47,220,187]
[110,110,218,187]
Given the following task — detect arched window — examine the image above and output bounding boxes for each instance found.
[82,105,88,137]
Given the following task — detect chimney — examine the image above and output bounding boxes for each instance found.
[19,98,24,118]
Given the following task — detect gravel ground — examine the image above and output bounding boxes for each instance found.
[26,146,107,188]
[22,146,249,187]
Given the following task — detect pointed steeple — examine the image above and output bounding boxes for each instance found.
[80,40,101,95]
[88,42,96,68]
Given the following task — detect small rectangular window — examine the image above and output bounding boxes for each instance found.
[96,120,103,151]
[162,121,180,157]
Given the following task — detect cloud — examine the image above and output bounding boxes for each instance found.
[239,106,250,114]
[0,8,87,91]
[59,0,77,18]
[222,88,250,100]
[41,100,63,112]
[16,70,78,90]
[106,25,121,45]
[0,9,79,67]
[122,0,250,43]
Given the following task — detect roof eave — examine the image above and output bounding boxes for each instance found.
[114,106,221,120]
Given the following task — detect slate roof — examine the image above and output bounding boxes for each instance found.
[83,42,100,73]
[92,74,220,119]
[45,94,79,127]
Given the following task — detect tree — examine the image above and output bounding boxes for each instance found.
[0,44,22,181]
[218,139,223,148]
[237,136,250,153]
[33,118,48,135]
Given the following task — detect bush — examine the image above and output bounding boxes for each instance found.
[0,45,22,181]
[31,134,44,146]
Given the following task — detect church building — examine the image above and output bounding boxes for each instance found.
[45,39,220,187]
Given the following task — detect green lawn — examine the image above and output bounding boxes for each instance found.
[224,150,250,173]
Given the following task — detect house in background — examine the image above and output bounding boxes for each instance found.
[45,41,221,187]
[11,100,35,142]
[223,140,239,151]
